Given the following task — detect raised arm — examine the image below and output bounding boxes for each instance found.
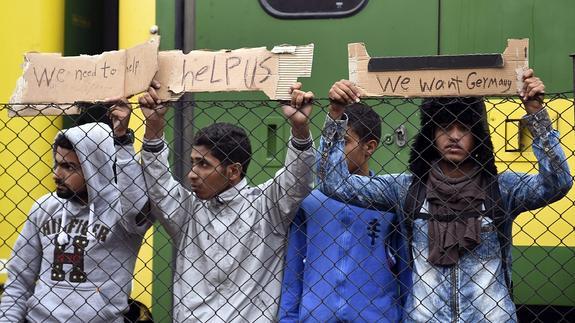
[0,203,43,322]
[260,83,315,231]
[319,80,403,211]
[501,69,573,214]
[107,99,153,235]
[138,81,192,244]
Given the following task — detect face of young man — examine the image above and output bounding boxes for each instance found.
[53,146,88,202]
[188,145,234,200]
[434,121,475,166]
[344,128,371,176]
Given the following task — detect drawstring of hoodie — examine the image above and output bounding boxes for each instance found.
[57,202,96,245]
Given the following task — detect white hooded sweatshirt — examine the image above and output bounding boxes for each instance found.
[0,122,150,323]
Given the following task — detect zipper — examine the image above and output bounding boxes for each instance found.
[336,207,350,319]
[450,264,459,323]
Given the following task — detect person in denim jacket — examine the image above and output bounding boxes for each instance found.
[318,70,572,322]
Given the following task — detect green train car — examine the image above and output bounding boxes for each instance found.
[3,0,575,321]
[158,1,575,321]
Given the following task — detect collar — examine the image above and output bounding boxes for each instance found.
[63,198,89,214]
[208,178,248,208]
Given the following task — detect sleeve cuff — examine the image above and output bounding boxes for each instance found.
[523,108,553,138]
[322,113,348,141]
[142,137,165,153]
[290,132,313,151]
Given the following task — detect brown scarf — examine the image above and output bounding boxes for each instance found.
[426,162,485,266]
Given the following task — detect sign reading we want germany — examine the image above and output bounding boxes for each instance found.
[349,39,529,98]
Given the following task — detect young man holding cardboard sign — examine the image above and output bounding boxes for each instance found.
[138,80,315,322]
[318,70,572,322]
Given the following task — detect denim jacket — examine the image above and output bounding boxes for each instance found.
[318,109,572,322]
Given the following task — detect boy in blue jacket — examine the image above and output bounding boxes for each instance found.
[279,82,410,322]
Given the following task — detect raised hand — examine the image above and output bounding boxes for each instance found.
[282,82,313,140]
[520,69,545,114]
[106,97,131,137]
[138,80,168,140]
[328,79,362,119]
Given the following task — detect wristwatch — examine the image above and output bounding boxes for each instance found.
[114,128,135,146]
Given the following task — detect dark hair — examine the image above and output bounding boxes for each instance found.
[53,133,74,152]
[345,102,382,144]
[74,102,113,128]
[408,97,497,179]
[192,123,252,178]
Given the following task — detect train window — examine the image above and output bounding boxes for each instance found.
[260,0,368,19]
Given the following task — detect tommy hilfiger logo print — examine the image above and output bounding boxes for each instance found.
[52,235,88,283]
[368,219,381,246]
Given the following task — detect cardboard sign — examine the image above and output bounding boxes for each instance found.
[9,36,160,116]
[156,44,314,100]
[349,39,529,97]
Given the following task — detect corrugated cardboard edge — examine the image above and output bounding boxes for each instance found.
[272,44,314,100]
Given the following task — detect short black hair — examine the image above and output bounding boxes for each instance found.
[74,102,113,128]
[345,102,382,144]
[53,133,74,152]
[192,123,252,178]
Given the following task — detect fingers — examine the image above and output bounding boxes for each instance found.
[290,89,314,108]
[138,80,163,107]
[289,82,302,94]
[329,79,361,104]
[106,97,131,120]
[138,92,156,108]
[522,68,534,80]
[521,69,545,100]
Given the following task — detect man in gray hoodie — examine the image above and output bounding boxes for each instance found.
[0,103,151,322]
[138,81,315,322]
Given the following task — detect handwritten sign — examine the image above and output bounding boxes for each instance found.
[349,39,529,97]
[156,44,314,100]
[9,36,160,116]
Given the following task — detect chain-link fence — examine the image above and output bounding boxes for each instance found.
[1,94,574,322]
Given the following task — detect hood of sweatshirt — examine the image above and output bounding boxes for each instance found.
[408,97,498,181]
[53,122,120,243]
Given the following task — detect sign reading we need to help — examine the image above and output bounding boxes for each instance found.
[349,39,529,98]
[9,36,160,116]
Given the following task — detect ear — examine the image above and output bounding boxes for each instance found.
[363,139,378,157]
[226,162,243,182]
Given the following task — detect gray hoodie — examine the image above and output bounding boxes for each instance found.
[0,122,150,323]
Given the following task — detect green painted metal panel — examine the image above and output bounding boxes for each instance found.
[193,0,439,180]
[440,0,575,93]
[512,246,575,306]
[155,0,575,314]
